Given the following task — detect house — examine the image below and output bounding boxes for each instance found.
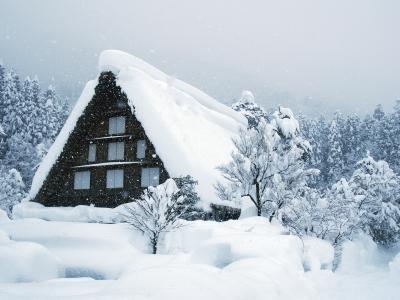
[29,50,246,212]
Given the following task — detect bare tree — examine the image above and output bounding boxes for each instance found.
[121,179,186,254]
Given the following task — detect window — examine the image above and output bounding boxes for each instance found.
[141,167,160,187]
[107,169,124,188]
[137,140,146,159]
[88,144,96,162]
[108,142,124,161]
[74,171,90,190]
[108,116,126,135]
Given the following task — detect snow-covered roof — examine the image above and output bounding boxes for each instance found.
[29,50,247,208]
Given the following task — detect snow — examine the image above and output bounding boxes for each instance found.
[29,50,247,209]
[302,237,334,271]
[0,216,399,299]
[72,161,143,169]
[0,209,9,222]
[0,230,62,283]
[271,106,300,138]
[13,201,122,223]
[240,90,255,103]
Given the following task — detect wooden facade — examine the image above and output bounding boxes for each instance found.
[34,72,169,207]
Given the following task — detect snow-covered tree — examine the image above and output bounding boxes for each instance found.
[326,119,344,183]
[0,63,6,120]
[33,86,67,145]
[1,70,23,137]
[349,154,400,246]
[173,175,204,220]
[231,90,268,128]
[283,179,357,247]
[3,133,40,186]
[121,179,186,254]
[0,168,26,217]
[217,106,314,217]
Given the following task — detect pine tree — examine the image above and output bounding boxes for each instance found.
[326,119,344,183]
[1,70,23,137]
[3,133,40,187]
[0,63,6,121]
[342,113,364,175]
[0,168,26,217]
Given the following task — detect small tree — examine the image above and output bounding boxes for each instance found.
[173,175,204,220]
[122,179,186,254]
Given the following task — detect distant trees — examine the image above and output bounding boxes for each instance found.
[0,62,69,213]
[122,179,187,254]
[300,101,400,188]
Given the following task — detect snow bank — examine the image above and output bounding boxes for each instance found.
[0,230,63,283]
[13,201,122,223]
[165,217,328,273]
[100,50,246,207]
[29,80,98,200]
[0,218,147,280]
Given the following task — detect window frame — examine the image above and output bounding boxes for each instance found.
[108,116,126,135]
[141,167,160,187]
[108,141,125,161]
[136,140,147,159]
[74,171,91,190]
[88,143,96,162]
[106,169,124,189]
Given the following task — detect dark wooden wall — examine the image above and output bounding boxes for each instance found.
[34,72,169,207]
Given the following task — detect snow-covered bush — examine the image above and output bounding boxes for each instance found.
[121,179,186,254]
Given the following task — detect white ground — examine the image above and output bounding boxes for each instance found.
[1,208,399,300]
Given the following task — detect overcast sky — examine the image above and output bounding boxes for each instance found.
[0,0,399,115]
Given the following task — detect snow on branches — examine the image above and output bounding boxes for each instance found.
[121,179,187,254]
[217,106,317,217]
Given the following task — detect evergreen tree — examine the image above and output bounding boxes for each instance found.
[342,113,364,175]
[0,63,6,121]
[326,119,344,183]
[1,70,23,137]
[0,168,26,217]
[3,133,40,186]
